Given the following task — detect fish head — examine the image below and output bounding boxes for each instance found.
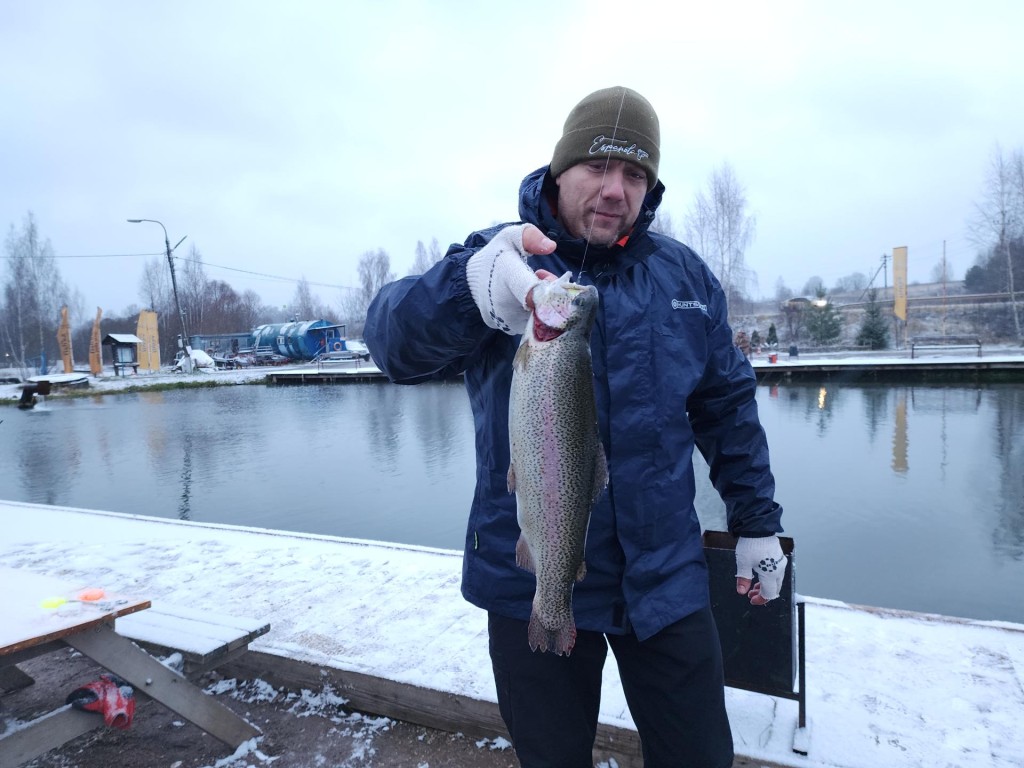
[530,272,599,342]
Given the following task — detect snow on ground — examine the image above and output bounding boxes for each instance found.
[2,501,1023,768]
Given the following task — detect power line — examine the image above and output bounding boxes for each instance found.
[17,249,359,293]
[174,253,357,292]
[1,251,163,259]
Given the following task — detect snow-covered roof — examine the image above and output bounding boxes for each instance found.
[102,333,143,344]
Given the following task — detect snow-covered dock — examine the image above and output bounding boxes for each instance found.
[1,500,1021,767]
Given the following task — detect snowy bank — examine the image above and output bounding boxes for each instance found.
[2,501,1022,767]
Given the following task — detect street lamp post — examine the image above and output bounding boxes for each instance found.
[127,218,193,373]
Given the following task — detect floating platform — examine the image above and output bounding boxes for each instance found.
[2,500,1021,768]
[751,349,1024,382]
[27,373,90,388]
[266,360,386,384]
[265,351,1024,386]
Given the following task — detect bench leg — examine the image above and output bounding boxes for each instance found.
[0,706,101,768]
[0,665,34,695]
[65,624,259,749]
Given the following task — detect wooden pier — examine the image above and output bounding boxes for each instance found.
[751,350,1024,383]
[266,361,385,384]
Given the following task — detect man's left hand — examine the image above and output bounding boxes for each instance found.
[735,535,787,606]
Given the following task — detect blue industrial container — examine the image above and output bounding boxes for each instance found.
[250,320,349,361]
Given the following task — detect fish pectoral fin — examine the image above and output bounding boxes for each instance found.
[515,534,536,573]
[576,560,587,582]
[512,342,531,371]
[507,464,516,493]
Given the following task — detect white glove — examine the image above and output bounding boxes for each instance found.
[735,535,787,602]
[465,224,542,335]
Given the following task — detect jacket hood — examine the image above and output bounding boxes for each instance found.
[517,166,666,262]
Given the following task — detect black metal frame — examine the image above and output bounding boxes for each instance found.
[702,531,807,748]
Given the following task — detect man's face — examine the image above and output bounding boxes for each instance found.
[555,159,648,247]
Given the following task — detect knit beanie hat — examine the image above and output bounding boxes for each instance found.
[550,86,660,191]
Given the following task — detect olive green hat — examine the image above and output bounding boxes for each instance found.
[550,86,660,191]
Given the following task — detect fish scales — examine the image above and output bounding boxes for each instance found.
[507,272,608,655]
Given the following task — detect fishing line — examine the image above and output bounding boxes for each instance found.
[576,87,628,283]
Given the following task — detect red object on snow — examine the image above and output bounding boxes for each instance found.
[66,674,136,729]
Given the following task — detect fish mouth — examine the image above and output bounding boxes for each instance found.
[532,315,565,342]
[531,272,586,341]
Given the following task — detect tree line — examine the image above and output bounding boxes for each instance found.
[963,145,1024,342]
[4,146,1022,375]
[0,211,445,374]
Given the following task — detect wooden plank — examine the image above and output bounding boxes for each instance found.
[0,566,152,656]
[65,624,259,748]
[0,705,100,768]
[0,603,150,656]
[115,607,268,664]
[0,641,66,668]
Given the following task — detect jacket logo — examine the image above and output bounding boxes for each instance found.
[672,299,707,312]
[589,135,650,163]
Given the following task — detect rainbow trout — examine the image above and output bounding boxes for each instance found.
[507,272,608,655]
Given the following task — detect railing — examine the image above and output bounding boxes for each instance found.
[909,335,982,359]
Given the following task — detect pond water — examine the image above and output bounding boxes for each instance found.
[2,379,1022,624]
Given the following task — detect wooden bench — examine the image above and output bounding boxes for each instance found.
[0,571,269,767]
[115,603,270,679]
[910,335,982,359]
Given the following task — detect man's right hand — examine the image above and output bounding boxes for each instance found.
[465,224,556,334]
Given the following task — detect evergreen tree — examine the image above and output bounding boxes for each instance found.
[766,323,778,347]
[855,288,890,350]
[805,289,842,345]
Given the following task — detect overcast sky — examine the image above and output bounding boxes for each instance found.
[3,1,1022,320]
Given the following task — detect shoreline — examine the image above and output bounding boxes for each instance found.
[3,500,1023,768]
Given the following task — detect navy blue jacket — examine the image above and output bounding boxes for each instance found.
[364,166,782,641]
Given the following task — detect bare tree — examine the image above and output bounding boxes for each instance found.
[238,289,269,329]
[179,244,209,336]
[930,259,956,283]
[650,210,679,239]
[138,256,176,356]
[290,278,316,320]
[774,277,794,303]
[833,272,869,294]
[970,145,1022,343]
[408,238,445,276]
[683,162,757,304]
[289,277,333,320]
[358,249,396,306]
[340,249,396,336]
[337,287,364,336]
[802,276,825,296]
[0,212,69,373]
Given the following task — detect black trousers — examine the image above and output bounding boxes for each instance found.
[488,605,734,768]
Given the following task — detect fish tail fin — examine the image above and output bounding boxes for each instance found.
[527,611,576,656]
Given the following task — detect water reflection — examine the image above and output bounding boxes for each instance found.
[179,432,193,521]
[992,386,1024,559]
[892,394,907,473]
[2,379,1022,624]
[761,381,1024,620]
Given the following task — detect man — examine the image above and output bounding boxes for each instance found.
[365,86,785,768]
